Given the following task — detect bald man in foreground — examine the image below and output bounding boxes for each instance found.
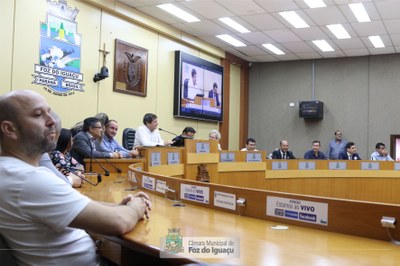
[0,90,151,265]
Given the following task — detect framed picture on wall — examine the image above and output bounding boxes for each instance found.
[390,134,400,160]
[113,39,148,97]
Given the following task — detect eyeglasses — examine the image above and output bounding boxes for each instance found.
[92,126,102,129]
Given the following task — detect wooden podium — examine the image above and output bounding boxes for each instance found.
[139,146,184,177]
[183,139,219,181]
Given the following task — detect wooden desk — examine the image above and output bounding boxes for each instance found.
[84,158,145,174]
[79,173,400,266]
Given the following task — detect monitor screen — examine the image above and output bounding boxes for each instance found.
[173,51,224,122]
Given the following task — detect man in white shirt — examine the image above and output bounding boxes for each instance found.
[0,90,151,265]
[371,142,394,161]
[134,113,172,147]
[241,138,258,151]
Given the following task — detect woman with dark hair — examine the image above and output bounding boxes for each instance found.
[50,128,84,177]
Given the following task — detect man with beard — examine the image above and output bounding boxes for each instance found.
[0,90,151,265]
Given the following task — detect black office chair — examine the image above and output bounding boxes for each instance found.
[122,128,136,150]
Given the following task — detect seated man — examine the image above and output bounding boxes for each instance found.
[101,119,139,157]
[71,117,120,165]
[0,90,151,265]
[371,142,394,161]
[171,126,196,147]
[272,140,296,159]
[304,140,327,159]
[338,142,362,160]
[241,138,258,151]
[134,113,172,147]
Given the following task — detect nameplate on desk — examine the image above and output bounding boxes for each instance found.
[156,179,167,194]
[246,153,262,162]
[151,152,161,166]
[167,152,180,165]
[395,163,400,170]
[220,152,235,162]
[214,191,236,211]
[181,184,209,204]
[329,162,347,170]
[196,142,210,153]
[361,162,380,170]
[142,175,155,190]
[298,161,315,170]
[272,161,288,170]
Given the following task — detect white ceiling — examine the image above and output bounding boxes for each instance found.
[118,0,400,62]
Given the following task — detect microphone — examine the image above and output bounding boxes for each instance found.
[81,148,110,176]
[80,173,102,186]
[71,170,102,186]
[159,128,178,136]
[98,151,122,173]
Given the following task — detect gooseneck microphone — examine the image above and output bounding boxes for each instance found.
[81,148,110,176]
[98,151,122,173]
[159,128,178,136]
[71,169,102,186]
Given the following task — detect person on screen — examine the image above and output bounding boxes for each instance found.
[271,140,296,159]
[209,129,222,150]
[184,68,203,100]
[328,130,347,159]
[208,82,221,107]
[134,113,172,147]
[304,140,327,160]
[171,127,196,147]
[0,90,151,265]
[241,138,258,151]
[370,142,393,161]
[338,142,361,160]
[101,119,139,158]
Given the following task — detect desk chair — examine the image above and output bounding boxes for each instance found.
[0,235,17,266]
[122,128,136,150]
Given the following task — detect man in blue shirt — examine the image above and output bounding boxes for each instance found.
[304,140,327,159]
[101,119,138,158]
[328,130,347,159]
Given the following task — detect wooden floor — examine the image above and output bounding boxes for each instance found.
[79,173,400,266]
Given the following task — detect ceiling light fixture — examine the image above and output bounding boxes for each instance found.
[304,0,326,8]
[216,34,246,47]
[262,44,285,55]
[312,40,334,52]
[369,36,385,48]
[327,24,351,39]
[349,3,371,23]
[279,11,309,28]
[219,17,250,33]
[157,4,200,23]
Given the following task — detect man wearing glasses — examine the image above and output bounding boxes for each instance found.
[71,117,120,165]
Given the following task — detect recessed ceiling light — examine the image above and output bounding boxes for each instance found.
[327,24,351,39]
[304,0,326,8]
[312,40,334,52]
[157,4,200,23]
[349,3,371,23]
[279,11,309,28]
[369,36,385,48]
[216,34,246,47]
[262,44,285,55]
[219,17,250,33]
